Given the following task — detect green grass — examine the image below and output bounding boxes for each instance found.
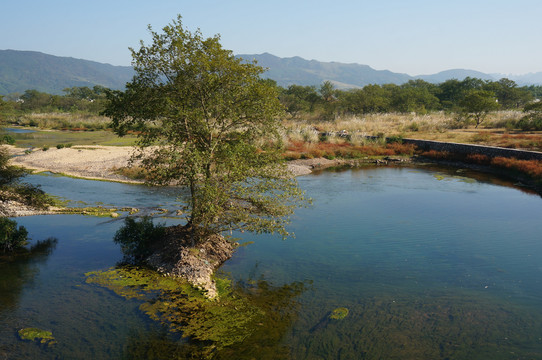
[9,129,137,148]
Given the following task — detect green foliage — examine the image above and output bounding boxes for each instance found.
[0,134,15,145]
[0,144,53,208]
[460,89,500,128]
[113,217,166,264]
[0,217,28,253]
[8,183,52,209]
[517,101,542,131]
[0,146,27,186]
[104,15,308,243]
[386,135,403,144]
[278,76,533,120]
[279,84,320,117]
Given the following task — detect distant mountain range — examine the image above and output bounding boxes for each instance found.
[1,49,541,95]
[0,50,134,95]
[239,53,541,89]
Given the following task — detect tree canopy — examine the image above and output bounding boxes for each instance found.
[460,89,500,128]
[103,16,307,243]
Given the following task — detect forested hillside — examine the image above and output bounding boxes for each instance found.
[0,50,133,95]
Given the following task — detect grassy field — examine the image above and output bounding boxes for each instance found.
[3,110,541,151]
[5,129,137,148]
[284,111,542,152]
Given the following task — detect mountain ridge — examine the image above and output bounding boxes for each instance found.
[1,49,541,95]
[0,49,134,95]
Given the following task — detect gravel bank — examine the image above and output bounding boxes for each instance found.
[8,145,320,180]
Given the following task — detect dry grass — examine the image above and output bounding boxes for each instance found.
[283,111,542,152]
[283,139,416,160]
[11,112,111,131]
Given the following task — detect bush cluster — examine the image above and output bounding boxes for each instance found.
[0,217,28,253]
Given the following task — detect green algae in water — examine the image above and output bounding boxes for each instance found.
[86,267,306,359]
[18,328,56,346]
[329,307,349,320]
[433,172,476,183]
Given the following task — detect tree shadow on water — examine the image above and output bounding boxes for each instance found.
[0,237,58,313]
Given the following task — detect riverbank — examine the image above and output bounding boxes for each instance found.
[7,145,141,183]
[7,144,412,180]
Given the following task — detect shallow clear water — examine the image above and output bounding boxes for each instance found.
[3,128,36,134]
[2,166,542,359]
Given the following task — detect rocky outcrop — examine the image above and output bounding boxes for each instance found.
[145,225,235,299]
[0,191,54,217]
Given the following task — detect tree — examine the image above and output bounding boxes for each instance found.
[319,81,337,120]
[517,101,542,131]
[483,78,532,109]
[280,85,319,116]
[104,16,307,244]
[459,89,500,128]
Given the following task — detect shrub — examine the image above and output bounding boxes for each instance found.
[517,115,542,131]
[465,153,490,164]
[471,132,491,143]
[0,134,16,145]
[113,217,166,264]
[386,135,403,144]
[407,122,419,132]
[491,157,542,179]
[0,147,27,186]
[56,144,65,149]
[12,183,53,209]
[0,218,29,253]
[420,150,451,160]
[386,142,416,156]
[283,151,301,160]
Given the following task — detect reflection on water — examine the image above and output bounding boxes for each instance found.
[1,166,542,359]
[0,238,58,313]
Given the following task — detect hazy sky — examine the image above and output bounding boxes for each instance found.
[2,0,541,76]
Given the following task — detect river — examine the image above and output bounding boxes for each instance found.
[1,165,542,359]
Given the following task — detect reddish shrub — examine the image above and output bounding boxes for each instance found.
[386,142,416,156]
[491,157,542,179]
[420,150,451,160]
[465,153,490,164]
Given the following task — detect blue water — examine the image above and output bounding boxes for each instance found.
[2,166,542,359]
[3,128,36,134]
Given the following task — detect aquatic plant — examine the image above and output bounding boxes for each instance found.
[18,327,56,346]
[329,307,349,320]
[86,266,306,358]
